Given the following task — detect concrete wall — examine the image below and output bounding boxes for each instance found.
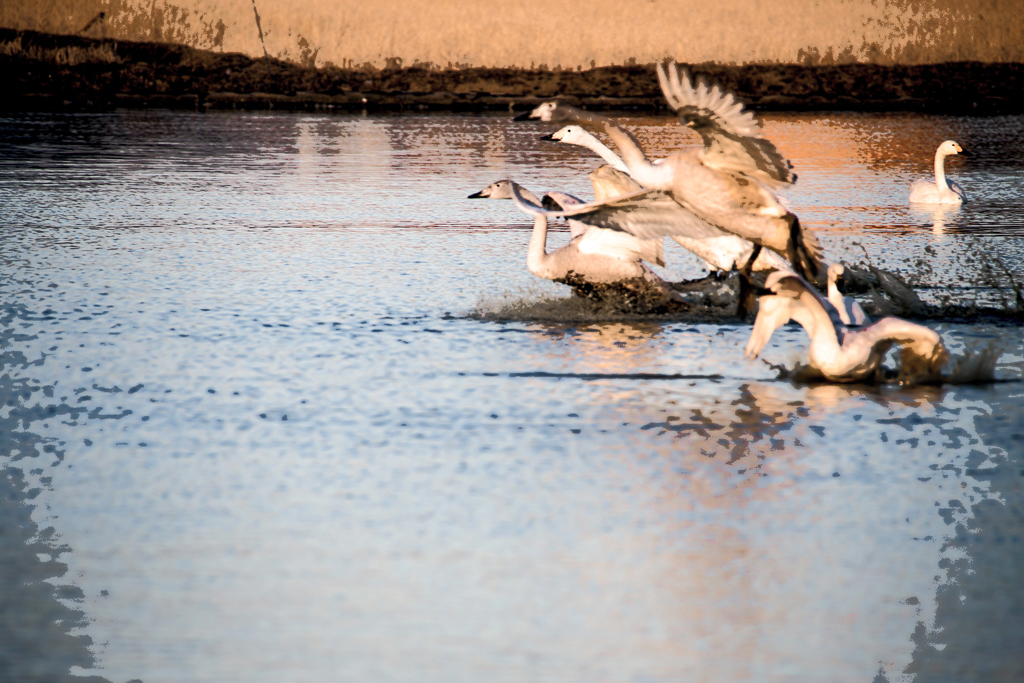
[2,0,1022,69]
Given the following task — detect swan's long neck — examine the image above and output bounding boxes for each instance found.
[517,187,543,206]
[526,215,551,278]
[792,291,841,353]
[569,110,651,171]
[827,278,840,305]
[827,280,853,326]
[934,149,950,192]
[573,134,629,173]
[827,277,844,312]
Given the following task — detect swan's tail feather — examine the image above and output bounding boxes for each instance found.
[801,226,825,272]
[784,214,823,282]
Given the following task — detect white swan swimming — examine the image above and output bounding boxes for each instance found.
[468,180,675,291]
[909,140,966,205]
[515,61,824,281]
[545,126,792,275]
[826,263,868,326]
[744,270,947,383]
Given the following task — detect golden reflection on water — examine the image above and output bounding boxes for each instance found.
[3,110,1023,682]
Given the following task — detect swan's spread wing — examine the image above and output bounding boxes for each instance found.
[566,220,590,239]
[589,165,643,201]
[703,134,796,186]
[512,184,725,241]
[846,317,948,376]
[508,182,546,213]
[657,61,795,185]
[577,227,665,266]
[542,191,585,209]
[657,62,759,137]
[744,295,798,359]
[540,192,590,238]
[853,317,943,355]
[637,237,665,267]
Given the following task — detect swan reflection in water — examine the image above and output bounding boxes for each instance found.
[910,204,962,235]
[549,371,1019,680]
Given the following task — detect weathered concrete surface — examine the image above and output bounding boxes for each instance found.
[3,29,1022,114]
[1,0,1023,70]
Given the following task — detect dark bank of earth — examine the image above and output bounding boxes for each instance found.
[2,28,1023,115]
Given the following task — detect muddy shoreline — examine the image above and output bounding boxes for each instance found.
[2,28,1023,115]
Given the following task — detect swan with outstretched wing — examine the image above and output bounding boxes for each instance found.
[745,271,946,383]
[515,63,823,280]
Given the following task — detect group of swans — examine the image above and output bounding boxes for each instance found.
[468,177,687,312]
[513,61,824,281]
[469,60,948,381]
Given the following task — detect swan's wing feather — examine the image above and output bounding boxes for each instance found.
[566,219,590,239]
[656,61,795,185]
[570,193,727,241]
[766,270,844,328]
[542,191,586,209]
[657,62,760,138]
[589,164,643,201]
[948,179,967,201]
[704,135,796,185]
[853,317,941,350]
[509,182,546,213]
[744,295,797,359]
[848,317,947,372]
[638,237,665,267]
[576,227,660,264]
[513,184,725,241]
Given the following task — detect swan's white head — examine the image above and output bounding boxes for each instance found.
[938,140,963,156]
[467,180,513,200]
[827,263,845,283]
[513,101,573,122]
[541,125,587,143]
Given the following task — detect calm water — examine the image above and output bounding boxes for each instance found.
[2,110,1023,683]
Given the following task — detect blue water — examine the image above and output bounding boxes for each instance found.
[2,110,1023,683]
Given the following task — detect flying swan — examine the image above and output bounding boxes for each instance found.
[908,140,966,205]
[543,125,792,276]
[744,270,947,383]
[468,180,684,307]
[515,61,824,280]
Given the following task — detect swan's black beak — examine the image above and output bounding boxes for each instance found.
[512,111,535,121]
[467,190,487,198]
[539,133,556,141]
[957,150,970,158]
[835,272,847,294]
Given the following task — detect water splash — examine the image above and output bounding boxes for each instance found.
[767,342,1005,387]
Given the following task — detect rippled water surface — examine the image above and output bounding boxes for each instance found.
[2,110,1024,683]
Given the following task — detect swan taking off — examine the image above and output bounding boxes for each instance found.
[909,140,966,204]
[544,127,791,276]
[744,271,947,383]
[468,180,685,310]
[515,62,823,281]
[826,263,868,326]
[542,126,629,174]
